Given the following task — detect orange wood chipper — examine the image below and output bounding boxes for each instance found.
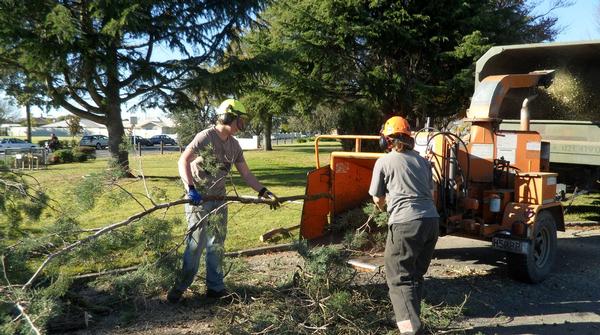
[300,70,564,283]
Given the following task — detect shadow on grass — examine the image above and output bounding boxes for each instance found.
[565,192,600,222]
[136,175,180,181]
[565,204,600,221]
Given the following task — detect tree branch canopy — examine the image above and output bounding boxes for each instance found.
[0,0,266,170]
[238,0,562,136]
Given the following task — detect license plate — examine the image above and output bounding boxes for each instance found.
[492,237,530,254]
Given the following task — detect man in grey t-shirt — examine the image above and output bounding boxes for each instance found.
[369,116,439,335]
[167,99,279,303]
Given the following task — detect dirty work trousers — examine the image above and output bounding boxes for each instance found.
[384,217,439,335]
[174,201,228,292]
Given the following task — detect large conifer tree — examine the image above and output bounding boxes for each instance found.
[0,1,264,172]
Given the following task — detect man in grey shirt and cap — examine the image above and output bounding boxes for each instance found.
[369,116,439,335]
[167,99,278,303]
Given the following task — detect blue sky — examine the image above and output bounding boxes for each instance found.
[16,1,600,119]
[545,0,600,41]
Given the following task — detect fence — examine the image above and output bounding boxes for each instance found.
[1,148,48,170]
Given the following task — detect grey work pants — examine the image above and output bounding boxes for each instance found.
[384,217,439,335]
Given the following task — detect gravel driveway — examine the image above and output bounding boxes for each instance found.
[67,225,600,335]
[426,226,600,334]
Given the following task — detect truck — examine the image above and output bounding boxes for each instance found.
[478,40,600,189]
[298,40,600,283]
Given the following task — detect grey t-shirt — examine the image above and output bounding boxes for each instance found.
[369,149,439,223]
[187,127,245,196]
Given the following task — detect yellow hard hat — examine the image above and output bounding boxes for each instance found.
[381,116,411,137]
[217,99,247,117]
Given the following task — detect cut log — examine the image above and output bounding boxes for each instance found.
[225,243,296,257]
[259,224,301,242]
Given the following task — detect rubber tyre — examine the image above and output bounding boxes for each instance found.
[507,211,557,283]
[96,143,102,150]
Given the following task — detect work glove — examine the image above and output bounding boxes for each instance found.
[187,185,202,206]
[258,187,280,210]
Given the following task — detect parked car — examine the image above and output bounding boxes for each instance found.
[129,135,153,146]
[149,134,177,146]
[79,135,109,149]
[0,138,39,153]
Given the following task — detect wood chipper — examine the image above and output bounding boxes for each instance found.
[300,70,564,283]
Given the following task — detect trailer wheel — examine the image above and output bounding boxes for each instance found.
[507,211,557,283]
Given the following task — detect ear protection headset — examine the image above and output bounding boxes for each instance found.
[216,99,248,130]
[220,107,247,131]
[379,134,391,151]
[221,107,237,125]
[379,133,415,152]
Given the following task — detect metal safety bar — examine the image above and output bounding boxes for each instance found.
[314,135,380,169]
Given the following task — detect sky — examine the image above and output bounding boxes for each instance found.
[544,0,600,42]
[14,0,600,120]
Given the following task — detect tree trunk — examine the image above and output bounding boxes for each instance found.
[25,103,31,143]
[105,110,130,176]
[104,42,131,176]
[263,114,272,151]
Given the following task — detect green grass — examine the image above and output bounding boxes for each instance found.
[10,141,597,276]
[18,142,342,254]
[562,192,600,222]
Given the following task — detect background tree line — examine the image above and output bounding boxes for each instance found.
[0,0,569,169]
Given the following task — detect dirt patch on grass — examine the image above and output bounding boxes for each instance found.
[66,227,600,334]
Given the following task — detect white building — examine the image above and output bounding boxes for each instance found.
[132,118,176,139]
[40,119,108,136]
[2,117,260,149]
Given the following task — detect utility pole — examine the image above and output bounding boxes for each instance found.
[25,103,32,143]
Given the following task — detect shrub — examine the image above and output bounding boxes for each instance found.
[72,146,96,160]
[72,151,88,162]
[51,149,73,163]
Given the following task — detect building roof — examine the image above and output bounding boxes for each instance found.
[41,118,106,129]
[40,116,175,129]
[137,117,175,128]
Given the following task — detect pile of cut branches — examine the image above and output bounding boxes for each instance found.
[212,245,466,335]
[0,160,319,334]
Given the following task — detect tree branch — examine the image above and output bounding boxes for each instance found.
[45,77,106,124]
[110,182,147,211]
[63,70,101,113]
[22,193,330,289]
[14,302,41,335]
[120,34,156,87]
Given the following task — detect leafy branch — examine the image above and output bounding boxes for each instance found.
[22,193,329,289]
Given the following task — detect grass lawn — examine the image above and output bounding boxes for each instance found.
[17,142,342,255]
[562,191,600,222]
[9,140,598,275]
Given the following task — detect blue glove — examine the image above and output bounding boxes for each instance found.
[187,185,202,205]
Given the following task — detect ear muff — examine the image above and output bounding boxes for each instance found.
[379,135,391,152]
[222,111,235,125]
[220,104,240,125]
